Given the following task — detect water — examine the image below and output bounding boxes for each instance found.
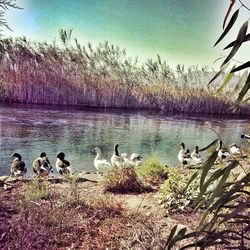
[0,104,249,176]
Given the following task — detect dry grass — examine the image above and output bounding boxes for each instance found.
[102,166,152,194]
[0,177,166,250]
[0,37,249,115]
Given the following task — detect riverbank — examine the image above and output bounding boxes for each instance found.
[0,173,198,249]
[1,152,249,250]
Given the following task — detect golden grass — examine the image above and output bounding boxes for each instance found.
[0,37,249,115]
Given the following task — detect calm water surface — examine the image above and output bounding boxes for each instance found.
[0,104,249,176]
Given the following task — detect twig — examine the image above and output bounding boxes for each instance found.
[239,0,250,12]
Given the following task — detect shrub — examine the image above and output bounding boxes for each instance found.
[158,168,200,213]
[137,154,168,183]
[103,166,150,193]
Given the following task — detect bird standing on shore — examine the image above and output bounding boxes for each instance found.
[217,140,229,160]
[229,143,241,155]
[11,153,27,178]
[33,152,52,177]
[111,144,124,167]
[92,147,112,173]
[56,152,71,175]
[178,143,191,166]
[191,146,202,164]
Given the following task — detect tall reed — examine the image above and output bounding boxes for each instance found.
[0,36,249,115]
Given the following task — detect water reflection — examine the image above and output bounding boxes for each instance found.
[0,104,249,176]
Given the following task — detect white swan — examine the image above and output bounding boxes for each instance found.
[56,152,71,175]
[33,152,52,177]
[191,146,202,164]
[92,147,112,173]
[111,144,124,167]
[11,153,27,177]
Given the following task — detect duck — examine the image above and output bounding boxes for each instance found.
[241,134,250,139]
[33,152,52,177]
[217,140,229,160]
[229,143,241,155]
[130,153,143,167]
[191,146,202,164]
[92,147,112,173]
[120,152,142,167]
[11,153,27,177]
[178,143,191,166]
[111,144,124,167]
[55,152,71,175]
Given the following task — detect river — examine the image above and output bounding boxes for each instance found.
[0,104,249,176]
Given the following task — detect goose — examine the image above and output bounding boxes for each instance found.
[92,147,112,173]
[178,143,191,166]
[56,152,71,175]
[229,143,241,155]
[120,152,142,167]
[11,153,27,177]
[130,153,143,167]
[191,146,202,164]
[111,144,124,167]
[217,140,229,160]
[241,134,250,139]
[33,152,52,177]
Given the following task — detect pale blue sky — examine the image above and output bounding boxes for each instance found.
[3,0,250,67]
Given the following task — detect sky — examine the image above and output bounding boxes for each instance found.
[3,0,250,67]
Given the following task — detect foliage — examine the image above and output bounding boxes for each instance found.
[103,166,150,193]
[0,0,21,31]
[164,140,250,249]
[211,0,250,109]
[137,154,168,183]
[158,168,200,213]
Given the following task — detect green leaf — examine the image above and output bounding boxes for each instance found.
[221,20,248,67]
[215,66,235,95]
[199,139,219,152]
[228,70,249,100]
[214,9,239,47]
[206,161,238,207]
[224,33,250,50]
[198,151,218,199]
[168,227,187,250]
[223,0,236,29]
[165,225,178,248]
[230,61,250,73]
[235,73,250,105]
[208,63,230,85]
[204,168,227,189]
[240,97,250,104]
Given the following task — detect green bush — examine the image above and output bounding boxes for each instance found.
[158,168,200,213]
[137,154,168,183]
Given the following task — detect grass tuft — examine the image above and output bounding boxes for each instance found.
[103,166,151,193]
[137,154,168,183]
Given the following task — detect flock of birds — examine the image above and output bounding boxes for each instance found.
[10,144,143,178]
[9,134,249,178]
[177,140,241,166]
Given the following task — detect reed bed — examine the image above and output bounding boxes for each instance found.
[0,36,249,115]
